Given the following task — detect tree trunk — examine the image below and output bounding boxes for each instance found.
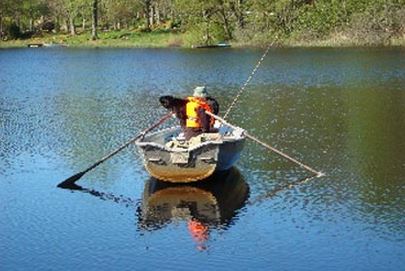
[69,16,76,35]
[232,0,245,29]
[219,8,232,40]
[82,18,86,31]
[149,4,154,28]
[62,19,69,32]
[91,0,98,40]
[0,16,3,38]
[53,16,59,32]
[203,11,210,45]
[223,18,232,40]
[155,2,160,25]
[143,0,151,31]
[205,22,210,45]
[162,4,167,20]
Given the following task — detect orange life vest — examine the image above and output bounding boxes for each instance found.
[185,97,213,128]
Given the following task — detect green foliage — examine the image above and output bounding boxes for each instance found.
[292,1,343,38]
[174,0,234,44]
[6,23,22,39]
[184,21,227,46]
[0,0,404,46]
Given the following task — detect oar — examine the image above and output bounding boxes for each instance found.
[57,113,172,189]
[206,111,323,177]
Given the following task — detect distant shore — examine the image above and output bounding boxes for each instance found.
[1,30,404,49]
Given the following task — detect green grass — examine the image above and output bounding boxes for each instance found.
[1,29,404,48]
[0,30,187,48]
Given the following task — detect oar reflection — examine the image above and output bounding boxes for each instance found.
[58,167,250,250]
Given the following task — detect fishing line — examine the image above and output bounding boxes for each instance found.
[217,40,324,180]
[223,41,275,120]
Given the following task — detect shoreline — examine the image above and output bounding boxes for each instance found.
[1,31,404,49]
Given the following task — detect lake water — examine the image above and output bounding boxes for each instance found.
[0,47,404,270]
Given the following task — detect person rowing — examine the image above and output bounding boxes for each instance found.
[159,86,219,140]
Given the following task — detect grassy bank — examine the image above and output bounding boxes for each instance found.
[0,30,186,48]
[1,30,404,49]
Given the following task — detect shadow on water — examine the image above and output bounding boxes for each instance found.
[137,167,249,228]
[58,167,250,249]
[137,167,250,250]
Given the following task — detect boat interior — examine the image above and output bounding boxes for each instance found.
[137,124,245,151]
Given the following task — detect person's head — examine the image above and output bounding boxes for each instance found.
[193,86,208,98]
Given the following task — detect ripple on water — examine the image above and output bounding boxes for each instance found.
[1,48,404,270]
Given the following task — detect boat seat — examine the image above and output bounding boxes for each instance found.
[165,133,221,150]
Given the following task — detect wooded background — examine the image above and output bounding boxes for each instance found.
[1,0,404,45]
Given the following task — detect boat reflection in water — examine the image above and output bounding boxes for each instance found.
[137,167,249,250]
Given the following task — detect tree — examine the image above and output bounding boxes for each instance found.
[62,0,87,35]
[174,0,235,45]
[104,0,139,30]
[140,0,152,31]
[92,0,98,39]
[0,0,13,37]
[1,0,404,45]
[229,0,246,29]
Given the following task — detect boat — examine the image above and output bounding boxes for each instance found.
[135,124,246,183]
[27,43,43,48]
[137,167,249,231]
[192,43,231,49]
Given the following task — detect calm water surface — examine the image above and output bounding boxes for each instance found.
[0,47,404,270]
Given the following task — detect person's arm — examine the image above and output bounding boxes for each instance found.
[197,108,210,132]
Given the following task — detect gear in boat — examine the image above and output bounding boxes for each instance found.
[135,124,246,183]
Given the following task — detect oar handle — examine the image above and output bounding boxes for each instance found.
[205,111,323,177]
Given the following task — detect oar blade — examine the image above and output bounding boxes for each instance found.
[57,113,172,190]
[57,171,85,189]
